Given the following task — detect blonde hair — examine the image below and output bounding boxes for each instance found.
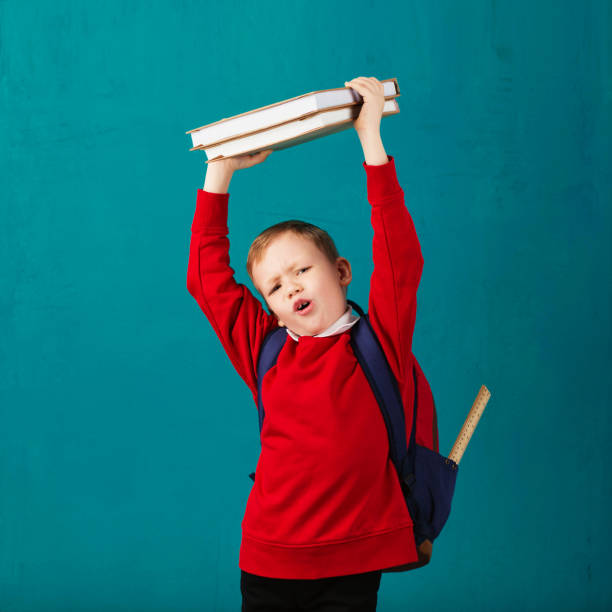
[246,220,341,297]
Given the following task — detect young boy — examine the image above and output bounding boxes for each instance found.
[187,77,429,611]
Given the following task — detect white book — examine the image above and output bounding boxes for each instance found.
[187,78,400,150]
[201,98,399,162]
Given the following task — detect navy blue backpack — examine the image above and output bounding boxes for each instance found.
[249,298,458,572]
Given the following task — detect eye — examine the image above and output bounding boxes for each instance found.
[268,268,309,296]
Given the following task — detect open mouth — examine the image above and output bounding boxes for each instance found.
[295,301,313,315]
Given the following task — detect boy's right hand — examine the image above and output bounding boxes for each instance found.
[204,149,273,193]
[209,149,274,172]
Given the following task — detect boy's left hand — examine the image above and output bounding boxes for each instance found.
[344,77,385,136]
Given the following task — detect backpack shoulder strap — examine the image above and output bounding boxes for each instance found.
[255,326,287,434]
[346,299,416,489]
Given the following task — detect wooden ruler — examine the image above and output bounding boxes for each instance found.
[448,385,491,465]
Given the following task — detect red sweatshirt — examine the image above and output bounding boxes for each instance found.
[187,155,429,579]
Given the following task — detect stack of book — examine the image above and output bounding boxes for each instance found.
[186,78,400,162]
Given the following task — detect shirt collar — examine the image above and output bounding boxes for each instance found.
[285,303,360,342]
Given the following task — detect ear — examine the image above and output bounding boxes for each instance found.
[336,257,352,288]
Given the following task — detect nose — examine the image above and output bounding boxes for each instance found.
[287,282,302,300]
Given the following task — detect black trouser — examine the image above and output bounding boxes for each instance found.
[240,569,382,612]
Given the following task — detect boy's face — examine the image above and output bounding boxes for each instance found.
[252,231,352,337]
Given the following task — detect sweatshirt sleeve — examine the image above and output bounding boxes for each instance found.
[186,189,280,408]
[363,155,424,385]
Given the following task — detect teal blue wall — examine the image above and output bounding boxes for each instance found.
[1,1,610,610]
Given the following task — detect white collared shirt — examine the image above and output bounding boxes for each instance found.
[285,303,360,342]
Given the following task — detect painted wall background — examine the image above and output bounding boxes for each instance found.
[1,1,610,610]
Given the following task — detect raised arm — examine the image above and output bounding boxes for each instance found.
[186,151,279,407]
[345,77,424,384]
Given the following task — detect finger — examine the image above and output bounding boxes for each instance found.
[357,79,383,96]
[345,79,366,92]
[346,78,375,93]
[248,150,272,166]
[346,77,367,85]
